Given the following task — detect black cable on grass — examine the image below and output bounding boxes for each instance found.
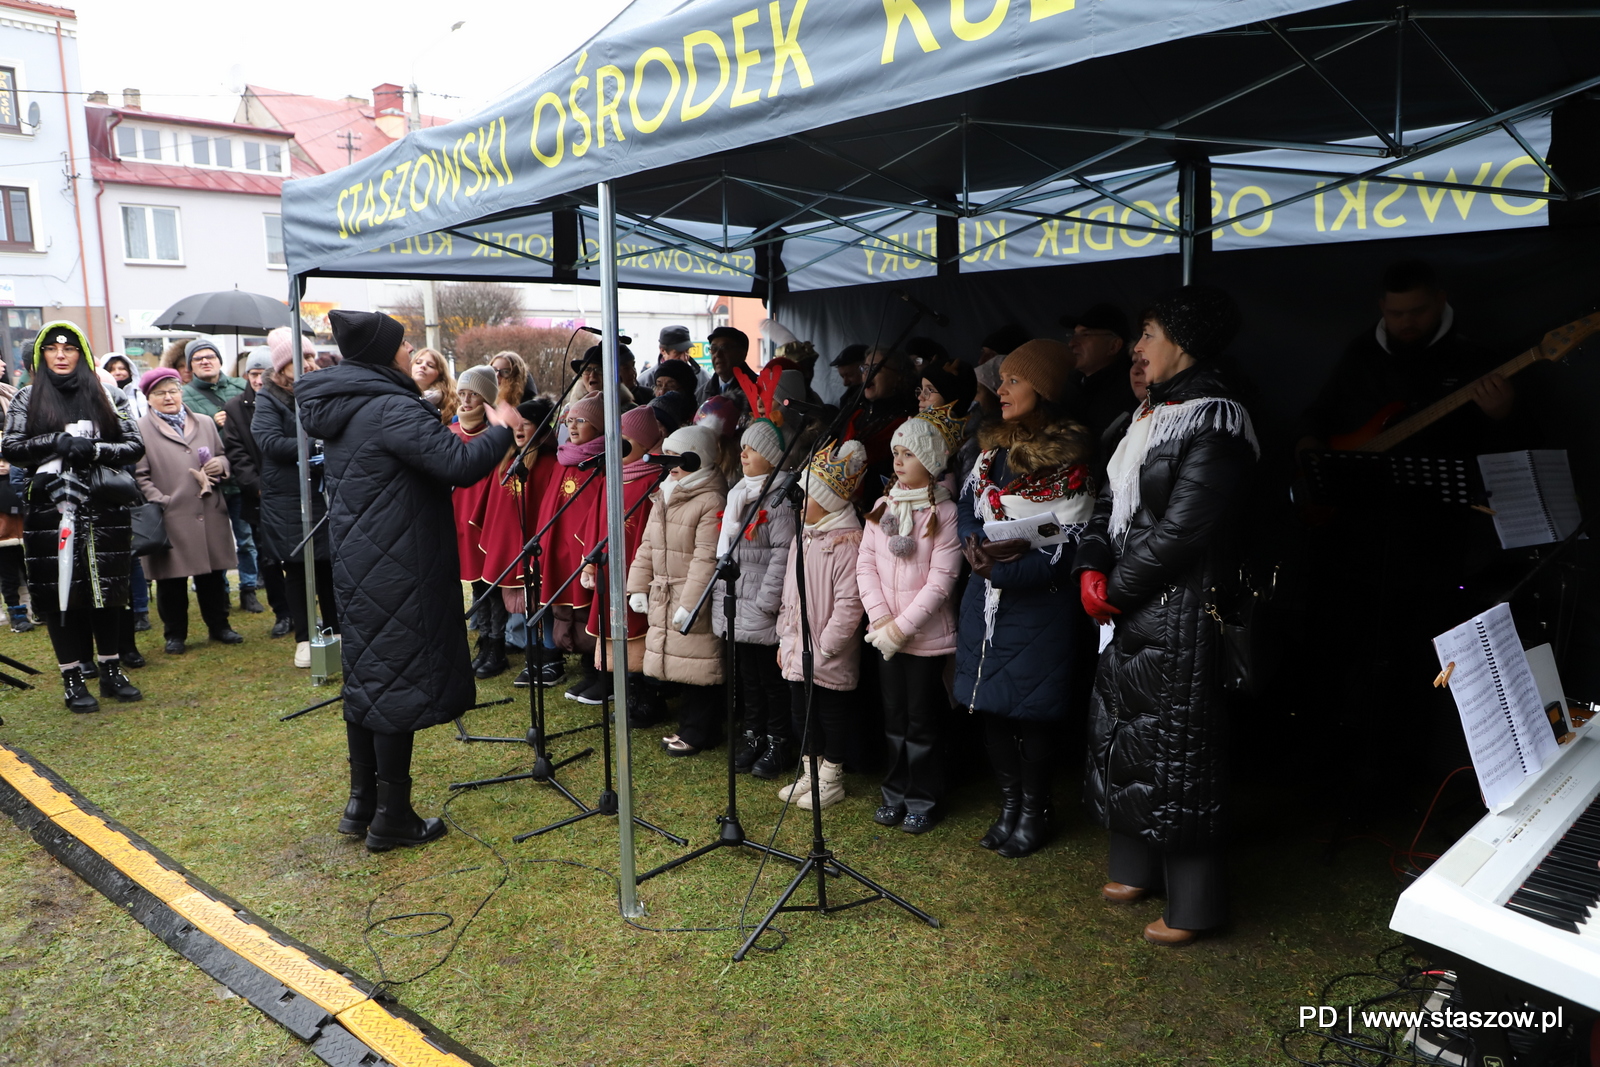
[354,758,790,996]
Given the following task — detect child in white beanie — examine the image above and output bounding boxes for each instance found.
[775,439,867,810]
[858,405,964,832]
[625,424,728,755]
[714,415,798,779]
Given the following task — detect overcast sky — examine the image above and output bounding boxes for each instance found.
[71,0,634,123]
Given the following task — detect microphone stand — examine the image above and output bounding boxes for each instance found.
[636,417,821,885]
[510,464,685,845]
[732,405,938,962]
[448,461,603,814]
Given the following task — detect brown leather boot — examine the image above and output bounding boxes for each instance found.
[1144,917,1197,945]
[1102,882,1148,903]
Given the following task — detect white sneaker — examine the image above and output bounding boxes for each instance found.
[294,641,311,668]
[777,756,814,802]
[797,760,846,810]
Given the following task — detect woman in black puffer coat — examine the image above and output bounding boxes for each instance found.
[1,321,144,712]
[1074,286,1258,945]
[253,346,338,664]
[297,311,512,854]
[953,339,1096,859]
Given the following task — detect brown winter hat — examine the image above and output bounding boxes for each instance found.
[999,339,1075,404]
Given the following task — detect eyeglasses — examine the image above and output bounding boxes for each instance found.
[494,368,511,379]
[191,354,220,363]
[565,416,588,427]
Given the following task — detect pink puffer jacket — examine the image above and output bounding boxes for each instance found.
[856,498,961,657]
[776,513,864,692]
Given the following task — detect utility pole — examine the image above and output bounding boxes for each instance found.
[336,129,360,168]
[409,83,441,357]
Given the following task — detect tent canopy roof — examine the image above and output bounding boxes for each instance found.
[282,0,1600,281]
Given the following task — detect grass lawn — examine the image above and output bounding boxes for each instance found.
[0,600,1417,1067]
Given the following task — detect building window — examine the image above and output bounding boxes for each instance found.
[191,133,210,165]
[140,128,163,161]
[264,213,284,266]
[0,68,19,134]
[121,204,181,263]
[116,124,136,158]
[266,143,282,172]
[243,141,261,170]
[0,186,33,250]
[4,307,43,381]
[116,125,171,162]
[213,137,232,168]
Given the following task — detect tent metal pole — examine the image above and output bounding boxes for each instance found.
[289,277,321,681]
[1180,162,1197,286]
[598,181,642,918]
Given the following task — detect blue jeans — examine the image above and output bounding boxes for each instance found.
[224,493,259,591]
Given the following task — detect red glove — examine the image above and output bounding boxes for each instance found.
[1079,570,1121,625]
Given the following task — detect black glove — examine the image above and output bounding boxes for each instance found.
[55,435,96,465]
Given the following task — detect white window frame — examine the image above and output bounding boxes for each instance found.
[264,212,285,269]
[120,203,184,265]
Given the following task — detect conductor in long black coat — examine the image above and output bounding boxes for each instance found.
[298,310,513,852]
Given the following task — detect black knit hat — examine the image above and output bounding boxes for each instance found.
[328,309,407,365]
[1145,285,1240,361]
[652,359,698,393]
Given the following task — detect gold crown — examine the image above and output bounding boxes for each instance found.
[805,439,867,503]
[916,402,964,455]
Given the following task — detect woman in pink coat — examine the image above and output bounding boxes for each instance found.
[775,440,868,811]
[858,406,964,833]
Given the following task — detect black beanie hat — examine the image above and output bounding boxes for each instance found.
[329,309,407,365]
[1146,285,1240,361]
[652,359,698,393]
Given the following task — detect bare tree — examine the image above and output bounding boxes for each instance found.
[390,282,525,357]
[454,324,585,394]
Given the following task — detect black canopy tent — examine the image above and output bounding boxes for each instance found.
[277,0,1600,915]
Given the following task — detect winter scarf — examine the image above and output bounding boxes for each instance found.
[717,473,769,557]
[880,481,951,558]
[1105,395,1259,542]
[156,406,188,434]
[658,464,713,506]
[805,503,855,534]
[557,434,606,468]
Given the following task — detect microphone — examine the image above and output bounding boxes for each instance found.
[576,325,633,345]
[577,450,608,471]
[890,287,949,328]
[645,451,701,473]
[779,396,831,421]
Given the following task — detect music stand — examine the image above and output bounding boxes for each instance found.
[1302,451,1476,509]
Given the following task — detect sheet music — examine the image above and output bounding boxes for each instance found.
[1478,450,1584,549]
[1433,603,1560,811]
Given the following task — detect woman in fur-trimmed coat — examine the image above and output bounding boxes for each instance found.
[1075,286,1258,945]
[954,340,1096,861]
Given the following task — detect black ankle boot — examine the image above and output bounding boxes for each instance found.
[338,760,378,836]
[733,730,765,774]
[997,794,1050,858]
[61,668,100,713]
[365,778,447,852]
[750,734,791,780]
[997,745,1052,859]
[474,636,508,679]
[980,733,1023,851]
[98,660,142,702]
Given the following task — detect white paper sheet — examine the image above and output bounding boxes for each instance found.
[1478,450,1584,549]
[982,512,1071,548]
[1433,603,1560,811]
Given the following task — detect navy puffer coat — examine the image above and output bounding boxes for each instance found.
[953,416,1095,722]
[296,362,511,735]
[1074,362,1257,852]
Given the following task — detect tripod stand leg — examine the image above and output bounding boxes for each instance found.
[822,859,940,927]
[734,857,820,961]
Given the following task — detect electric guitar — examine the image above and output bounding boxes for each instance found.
[1328,311,1600,452]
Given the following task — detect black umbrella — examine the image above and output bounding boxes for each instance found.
[152,290,313,335]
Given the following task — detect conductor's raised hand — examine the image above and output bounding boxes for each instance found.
[483,399,521,429]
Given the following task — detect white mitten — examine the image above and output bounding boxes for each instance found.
[628,593,649,616]
[671,606,692,631]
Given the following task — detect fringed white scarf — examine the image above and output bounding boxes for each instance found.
[1105,396,1260,543]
